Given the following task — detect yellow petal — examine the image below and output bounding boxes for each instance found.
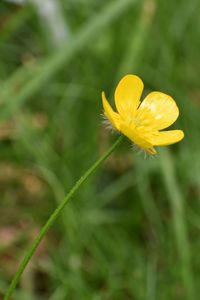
[120,122,155,152]
[114,74,144,119]
[148,130,184,146]
[102,92,121,130]
[138,92,179,130]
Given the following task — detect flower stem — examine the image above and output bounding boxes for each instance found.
[4,135,124,300]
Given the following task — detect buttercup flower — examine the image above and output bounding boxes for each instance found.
[102,74,184,154]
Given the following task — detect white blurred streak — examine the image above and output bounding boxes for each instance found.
[4,0,70,48]
[29,0,70,48]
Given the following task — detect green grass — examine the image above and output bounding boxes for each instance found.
[0,0,200,299]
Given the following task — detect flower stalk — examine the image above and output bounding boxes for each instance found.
[4,135,124,300]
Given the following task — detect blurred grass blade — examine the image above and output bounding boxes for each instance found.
[0,0,136,120]
[118,0,155,75]
[3,136,124,300]
[29,0,70,48]
[159,148,195,300]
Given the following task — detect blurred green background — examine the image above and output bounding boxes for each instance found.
[0,0,200,299]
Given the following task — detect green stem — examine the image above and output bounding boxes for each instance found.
[4,135,124,300]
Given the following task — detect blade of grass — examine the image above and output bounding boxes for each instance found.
[118,0,155,76]
[159,148,195,300]
[0,0,136,120]
[29,0,70,48]
[4,135,124,300]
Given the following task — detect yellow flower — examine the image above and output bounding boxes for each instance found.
[102,74,184,154]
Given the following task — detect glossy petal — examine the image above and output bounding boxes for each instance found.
[120,122,155,150]
[138,92,179,130]
[114,74,144,119]
[102,92,121,130]
[148,130,184,146]
[101,74,184,154]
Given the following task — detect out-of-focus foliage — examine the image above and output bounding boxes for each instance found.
[0,0,200,299]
